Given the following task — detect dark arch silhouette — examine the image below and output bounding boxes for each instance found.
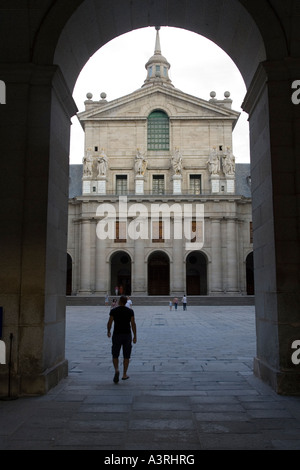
[1,1,299,395]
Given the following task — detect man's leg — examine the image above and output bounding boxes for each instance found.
[112,357,119,383]
[122,335,132,380]
[122,358,130,380]
[112,336,121,383]
[113,357,119,372]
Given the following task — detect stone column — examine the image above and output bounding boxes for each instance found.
[172,217,184,294]
[133,238,146,295]
[95,233,108,295]
[225,218,238,293]
[79,219,92,293]
[0,64,77,396]
[242,59,300,394]
[210,218,222,293]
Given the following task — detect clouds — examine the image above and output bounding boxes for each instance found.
[70,26,250,164]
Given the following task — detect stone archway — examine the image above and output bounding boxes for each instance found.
[110,252,132,296]
[1,1,300,395]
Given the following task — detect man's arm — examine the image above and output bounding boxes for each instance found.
[107,316,114,338]
[131,317,137,344]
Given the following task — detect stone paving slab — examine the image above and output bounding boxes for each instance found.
[1,305,300,451]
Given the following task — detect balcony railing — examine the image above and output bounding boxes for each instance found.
[79,189,240,198]
[85,190,210,196]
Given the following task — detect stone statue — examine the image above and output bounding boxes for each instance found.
[135,149,148,176]
[97,149,109,177]
[171,148,183,175]
[83,149,93,177]
[207,148,220,175]
[222,148,235,176]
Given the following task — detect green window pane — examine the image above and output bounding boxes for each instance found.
[148,110,169,151]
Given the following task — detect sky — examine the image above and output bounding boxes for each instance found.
[69,26,250,165]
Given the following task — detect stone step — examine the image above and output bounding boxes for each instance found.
[66,295,255,307]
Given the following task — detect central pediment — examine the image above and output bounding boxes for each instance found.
[78,85,240,127]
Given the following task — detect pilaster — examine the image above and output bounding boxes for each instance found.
[243,59,300,394]
[95,231,108,294]
[0,63,76,396]
[79,219,92,294]
[225,218,238,293]
[210,218,223,293]
[172,218,184,294]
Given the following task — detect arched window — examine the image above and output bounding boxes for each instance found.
[147,110,169,151]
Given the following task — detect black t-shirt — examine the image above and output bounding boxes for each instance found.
[110,306,134,335]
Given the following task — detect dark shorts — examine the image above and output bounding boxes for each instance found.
[112,334,132,359]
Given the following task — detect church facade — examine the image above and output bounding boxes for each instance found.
[67,28,253,298]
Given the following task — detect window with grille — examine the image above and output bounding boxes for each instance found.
[191,220,203,244]
[115,221,127,243]
[189,175,202,195]
[116,175,127,195]
[152,175,165,194]
[147,110,169,151]
[152,220,164,243]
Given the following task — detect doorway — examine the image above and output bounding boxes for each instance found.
[148,251,170,295]
[110,252,132,296]
[186,252,207,295]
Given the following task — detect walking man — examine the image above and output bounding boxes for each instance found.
[107,295,137,383]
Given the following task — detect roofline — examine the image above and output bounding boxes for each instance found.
[78,84,240,122]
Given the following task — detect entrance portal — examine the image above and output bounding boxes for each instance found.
[186,252,207,295]
[148,251,170,295]
[110,252,132,296]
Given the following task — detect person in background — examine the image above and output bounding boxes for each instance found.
[182,294,187,311]
[126,296,133,309]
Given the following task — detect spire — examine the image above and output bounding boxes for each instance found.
[154,26,161,55]
[142,27,174,88]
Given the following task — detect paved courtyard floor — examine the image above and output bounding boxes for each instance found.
[1,305,300,451]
